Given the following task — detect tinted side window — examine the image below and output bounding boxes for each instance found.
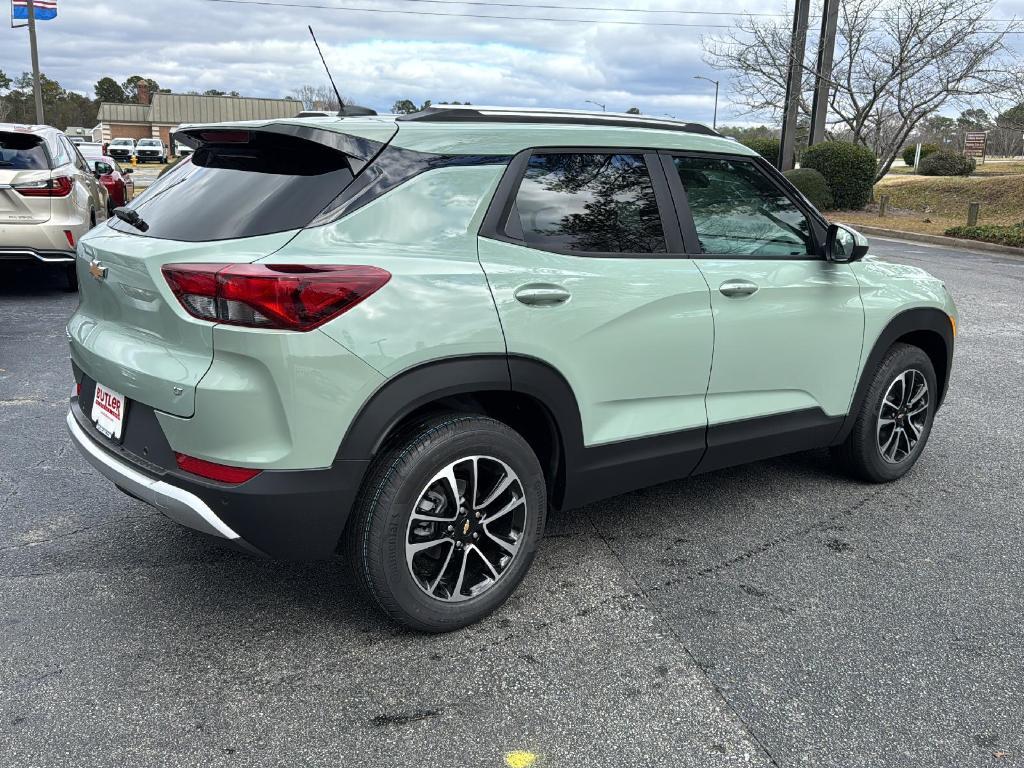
[511,153,666,254]
[673,156,812,257]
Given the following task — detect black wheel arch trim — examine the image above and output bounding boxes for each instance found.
[332,354,706,511]
[833,306,953,445]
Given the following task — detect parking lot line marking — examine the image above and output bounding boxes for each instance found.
[504,750,538,767]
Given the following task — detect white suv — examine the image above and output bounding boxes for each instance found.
[0,124,107,290]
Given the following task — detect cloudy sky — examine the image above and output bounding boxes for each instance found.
[1,0,1022,124]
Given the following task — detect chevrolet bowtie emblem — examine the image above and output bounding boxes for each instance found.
[88,259,107,281]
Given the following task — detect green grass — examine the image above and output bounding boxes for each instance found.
[889,159,1024,177]
[836,169,1024,239]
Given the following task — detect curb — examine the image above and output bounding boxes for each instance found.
[852,224,1024,258]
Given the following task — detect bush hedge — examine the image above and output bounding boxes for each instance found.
[783,168,834,210]
[901,143,940,167]
[918,150,975,177]
[800,141,877,210]
[741,136,781,163]
[944,223,1024,248]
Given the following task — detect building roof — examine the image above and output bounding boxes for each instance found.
[96,102,151,124]
[97,93,301,125]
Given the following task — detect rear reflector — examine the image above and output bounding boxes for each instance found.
[64,230,75,247]
[161,264,391,331]
[15,176,74,197]
[174,452,262,484]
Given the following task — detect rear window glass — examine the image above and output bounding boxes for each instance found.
[0,133,51,170]
[109,131,355,241]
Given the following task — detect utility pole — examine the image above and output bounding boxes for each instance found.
[27,0,45,124]
[809,0,839,145]
[777,0,810,170]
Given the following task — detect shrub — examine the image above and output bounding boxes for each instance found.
[901,143,940,167]
[784,168,834,210]
[740,136,781,163]
[918,150,975,177]
[800,141,877,210]
[944,223,1024,248]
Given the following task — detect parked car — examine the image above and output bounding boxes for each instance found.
[107,138,134,162]
[65,107,958,631]
[89,156,134,212]
[1,123,107,290]
[135,138,167,163]
[75,142,105,161]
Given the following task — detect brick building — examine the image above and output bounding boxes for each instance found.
[96,83,301,152]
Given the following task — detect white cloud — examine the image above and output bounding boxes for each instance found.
[3,0,1021,125]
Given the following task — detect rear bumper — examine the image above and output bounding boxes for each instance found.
[66,410,242,540]
[0,246,76,263]
[66,397,370,559]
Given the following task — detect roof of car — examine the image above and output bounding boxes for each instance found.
[0,122,60,136]
[176,106,755,158]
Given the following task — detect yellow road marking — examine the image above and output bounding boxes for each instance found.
[504,751,537,768]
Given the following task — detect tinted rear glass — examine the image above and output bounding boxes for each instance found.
[0,133,51,170]
[109,131,355,241]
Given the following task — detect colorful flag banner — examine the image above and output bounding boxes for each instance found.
[12,0,57,22]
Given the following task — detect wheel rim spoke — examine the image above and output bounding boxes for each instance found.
[481,494,524,525]
[475,470,515,510]
[428,542,457,595]
[484,527,519,556]
[405,454,528,603]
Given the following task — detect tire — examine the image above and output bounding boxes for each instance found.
[346,413,547,632]
[64,263,79,292]
[832,343,937,482]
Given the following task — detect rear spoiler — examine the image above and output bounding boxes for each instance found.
[171,123,390,174]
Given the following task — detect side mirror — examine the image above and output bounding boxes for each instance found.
[826,223,869,262]
[123,168,133,174]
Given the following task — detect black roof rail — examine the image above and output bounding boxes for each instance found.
[396,105,720,137]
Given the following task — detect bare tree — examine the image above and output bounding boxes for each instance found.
[292,84,346,111]
[704,0,1022,179]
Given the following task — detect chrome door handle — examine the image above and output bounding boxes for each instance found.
[719,280,759,298]
[514,284,571,307]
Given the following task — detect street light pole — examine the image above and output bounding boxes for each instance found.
[27,0,45,124]
[585,100,606,112]
[693,76,719,130]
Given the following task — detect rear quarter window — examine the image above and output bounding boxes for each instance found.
[109,131,356,242]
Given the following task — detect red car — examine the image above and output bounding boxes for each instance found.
[89,155,135,212]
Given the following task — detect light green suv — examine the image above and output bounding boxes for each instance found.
[65,106,957,631]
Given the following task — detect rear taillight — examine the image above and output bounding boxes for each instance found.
[174,452,262,484]
[161,264,391,331]
[14,176,74,197]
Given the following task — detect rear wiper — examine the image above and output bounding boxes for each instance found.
[113,207,149,232]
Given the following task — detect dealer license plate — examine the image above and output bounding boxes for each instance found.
[92,383,126,440]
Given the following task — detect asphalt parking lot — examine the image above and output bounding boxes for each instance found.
[1,238,1022,767]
